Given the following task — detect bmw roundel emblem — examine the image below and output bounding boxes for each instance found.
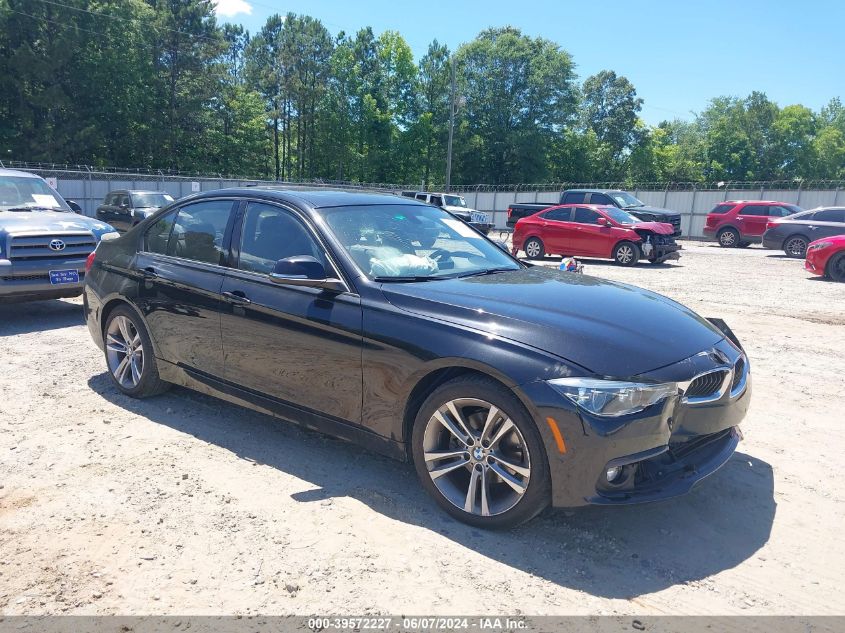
[49,239,66,251]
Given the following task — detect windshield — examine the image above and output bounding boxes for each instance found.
[319,204,520,280]
[610,191,644,208]
[0,175,70,212]
[602,207,641,224]
[132,192,174,208]
[443,195,467,208]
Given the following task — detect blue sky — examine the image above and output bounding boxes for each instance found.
[214,0,844,125]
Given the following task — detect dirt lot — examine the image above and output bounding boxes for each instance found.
[1,241,844,616]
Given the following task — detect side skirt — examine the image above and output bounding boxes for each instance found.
[158,359,406,462]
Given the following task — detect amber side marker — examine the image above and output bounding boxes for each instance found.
[546,417,567,453]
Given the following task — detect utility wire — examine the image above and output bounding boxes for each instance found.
[25,0,222,44]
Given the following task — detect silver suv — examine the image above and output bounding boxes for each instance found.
[0,169,118,303]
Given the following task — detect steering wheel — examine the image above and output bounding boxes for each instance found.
[378,231,416,254]
[429,248,456,269]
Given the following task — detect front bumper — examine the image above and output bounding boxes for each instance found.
[522,337,750,507]
[648,243,681,263]
[0,257,87,301]
[471,222,494,235]
[804,247,832,276]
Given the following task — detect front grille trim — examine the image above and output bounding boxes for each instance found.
[8,232,96,262]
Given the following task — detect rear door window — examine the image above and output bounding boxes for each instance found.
[739,205,768,216]
[562,192,586,204]
[165,200,236,265]
[709,204,734,214]
[813,209,845,223]
[587,193,612,205]
[145,210,178,254]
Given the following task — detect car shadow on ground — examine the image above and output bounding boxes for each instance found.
[88,373,775,600]
[0,299,83,337]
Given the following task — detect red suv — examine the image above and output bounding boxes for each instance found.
[704,201,801,247]
[511,204,680,266]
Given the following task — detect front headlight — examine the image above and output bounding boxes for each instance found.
[548,378,677,417]
[808,241,832,251]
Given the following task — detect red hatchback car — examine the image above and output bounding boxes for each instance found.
[511,204,680,266]
[703,200,801,247]
[805,235,845,282]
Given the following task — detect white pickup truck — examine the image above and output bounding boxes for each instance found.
[401,191,493,234]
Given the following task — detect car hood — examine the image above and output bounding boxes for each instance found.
[625,205,679,217]
[443,205,475,213]
[625,221,675,235]
[0,211,115,237]
[381,266,724,377]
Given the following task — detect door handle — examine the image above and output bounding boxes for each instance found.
[222,290,251,305]
[142,267,158,279]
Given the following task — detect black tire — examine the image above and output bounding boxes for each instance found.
[717,227,740,248]
[102,305,170,398]
[523,237,545,259]
[411,375,551,529]
[784,235,809,258]
[738,241,752,248]
[613,241,640,266]
[827,252,845,282]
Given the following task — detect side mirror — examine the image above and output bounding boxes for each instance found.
[269,255,346,292]
[597,217,609,226]
[66,200,82,214]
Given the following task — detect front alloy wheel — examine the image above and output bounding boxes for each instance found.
[422,398,531,517]
[411,376,551,528]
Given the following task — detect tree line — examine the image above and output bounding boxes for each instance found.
[1,0,843,186]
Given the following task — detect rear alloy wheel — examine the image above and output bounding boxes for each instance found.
[827,252,845,282]
[104,306,170,398]
[613,241,640,266]
[717,228,739,248]
[523,237,545,259]
[784,235,808,258]
[412,376,550,528]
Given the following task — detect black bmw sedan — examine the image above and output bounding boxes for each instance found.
[83,189,750,528]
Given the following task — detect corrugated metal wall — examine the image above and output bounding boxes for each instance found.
[25,169,845,239]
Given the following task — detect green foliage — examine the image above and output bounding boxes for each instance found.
[0,4,841,184]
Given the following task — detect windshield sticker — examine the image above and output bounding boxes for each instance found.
[442,218,480,238]
[32,194,60,208]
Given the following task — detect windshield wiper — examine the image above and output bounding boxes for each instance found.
[5,205,59,212]
[372,275,441,283]
[456,267,517,278]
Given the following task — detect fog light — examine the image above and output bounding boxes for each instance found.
[606,466,622,483]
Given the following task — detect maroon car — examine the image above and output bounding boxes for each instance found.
[511,204,680,266]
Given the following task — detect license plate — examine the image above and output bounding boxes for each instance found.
[49,269,80,285]
[471,212,488,223]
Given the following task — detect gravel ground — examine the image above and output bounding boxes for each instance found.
[1,241,844,616]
